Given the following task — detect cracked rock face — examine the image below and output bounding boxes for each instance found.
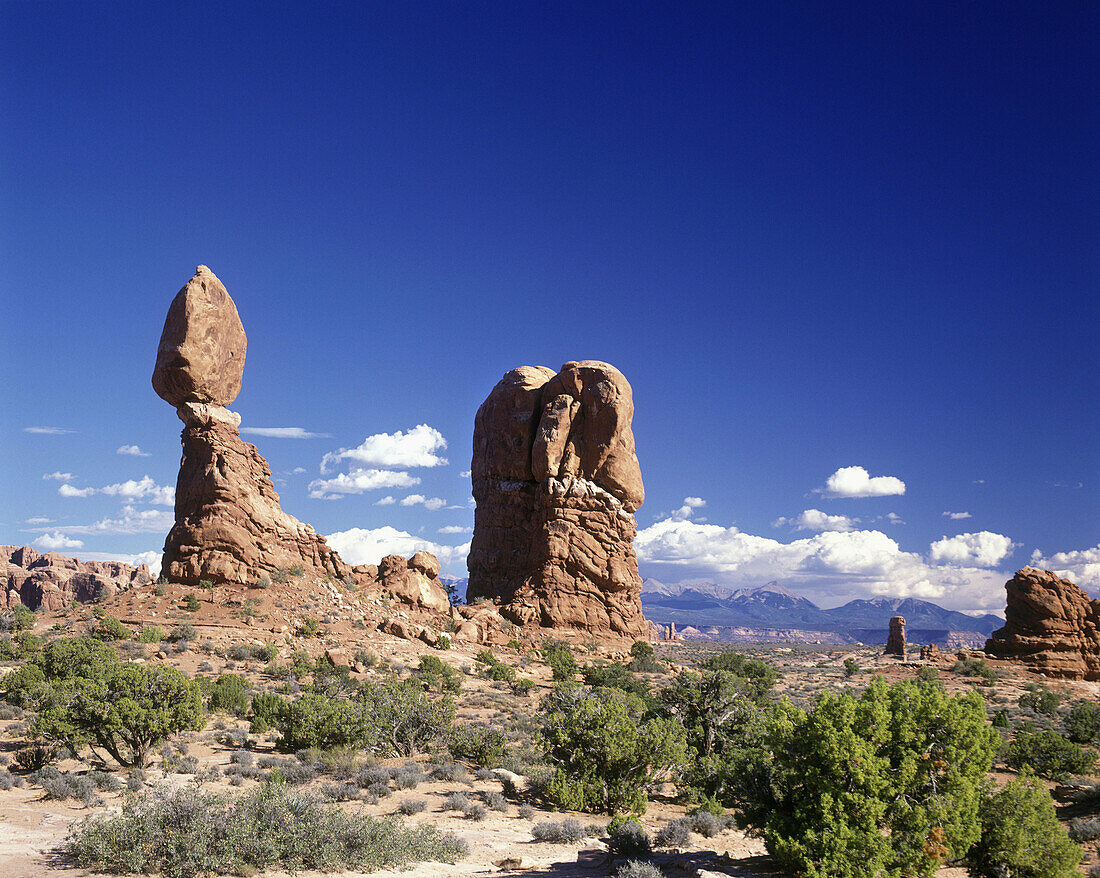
[2,546,149,610]
[985,567,1100,680]
[467,361,648,637]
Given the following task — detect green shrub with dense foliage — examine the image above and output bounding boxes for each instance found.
[540,684,686,815]
[2,637,203,767]
[448,723,507,766]
[738,678,995,878]
[966,770,1081,878]
[541,638,578,681]
[90,614,131,642]
[276,678,453,756]
[1018,687,1060,716]
[1,638,202,770]
[204,673,252,715]
[67,780,467,877]
[1005,728,1096,780]
[416,655,462,693]
[1065,700,1100,744]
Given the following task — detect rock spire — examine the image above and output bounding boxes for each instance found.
[467,361,648,637]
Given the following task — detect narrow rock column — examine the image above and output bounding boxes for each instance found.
[885,615,906,657]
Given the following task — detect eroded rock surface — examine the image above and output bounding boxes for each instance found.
[467,361,648,638]
[153,266,247,407]
[2,546,149,611]
[985,567,1100,680]
[884,615,906,656]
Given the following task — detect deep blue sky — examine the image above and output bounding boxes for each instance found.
[2,2,1096,610]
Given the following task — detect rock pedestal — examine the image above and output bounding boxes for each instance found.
[155,267,353,589]
[467,361,648,638]
[985,567,1100,680]
[885,615,906,656]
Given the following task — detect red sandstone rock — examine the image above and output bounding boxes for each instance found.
[153,266,247,407]
[1,546,149,611]
[985,566,1100,680]
[884,615,906,656]
[467,361,648,638]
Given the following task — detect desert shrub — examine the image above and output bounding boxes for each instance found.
[628,641,661,673]
[297,617,320,637]
[183,593,199,612]
[689,810,722,837]
[320,781,358,801]
[443,792,470,811]
[430,762,470,783]
[951,656,998,683]
[702,650,779,701]
[582,661,654,707]
[741,677,996,878]
[992,709,1010,728]
[136,625,165,644]
[615,863,663,878]
[542,638,578,681]
[1068,817,1100,843]
[15,741,57,770]
[607,817,651,858]
[0,630,43,660]
[1019,688,1061,716]
[658,667,770,804]
[463,801,487,820]
[249,691,286,733]
[915,665,939,682]
[966,771,1081,878]
[393,763,424,789]
[511,677,538,697]
[518,803,535,820]
[532,818,587,843]
[485,790,508,811]
[843,657,860,677]
[206,673,252,715]
[90,615,131,642]
[11,603,36,631]
[654,817,692,847]
[541,685,686,815]
[1065,701,1100,744]
[416,655,462,693]
[66,781,468,876]
[42,772,100,806]
[1005,729,1096,781]
[475,649,517,682]
[398,798,426,815]
[166,624,195,643]
[3,637,203,767]
[449,723,508,766]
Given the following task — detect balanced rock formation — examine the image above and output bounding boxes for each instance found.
[467,361,648,637]
[985,567,1100,680]
[2,546,149,611]
[155,267,353,588]
[351,552,450,615]
[884,615,906,656]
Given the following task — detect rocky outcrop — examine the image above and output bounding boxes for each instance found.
[2,546,149,611]
[467,361,648,638]
[884,615,906,656]
[920,643,941,661]
[156,267,353,589]
[985,567,1100,680]
[351,552,450,614]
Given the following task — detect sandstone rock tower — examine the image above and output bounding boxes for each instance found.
[884,615,906,657]
[985,567,1100,680]
[154,266,352,587]
[467,361,648,637]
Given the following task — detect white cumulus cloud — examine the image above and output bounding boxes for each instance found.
[773,508,860,532]
[40,506,174,536]
[375,495,396,506]
[400,494,447,511]
[320,425,448,474]
[1030,544,1100,590]
[78,550,162,578]
[308,469,420,500]
[117,445,151,456]
[635,517,1011,610]
[33,532,84,550]
[100,476,175,505]
[818,466,906,498]
[241,427,333,439]
[943,511,972,520]
[438,525,472,534]
[58,484,95,498]
[326,526,470,572]
[43,471,75,481]
[929,531,1017,567]
[25,517,53,525]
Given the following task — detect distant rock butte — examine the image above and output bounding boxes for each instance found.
[884,615,906,656]
[2,546,149,611]
[985,567,1100,680]
[467,361,648,638]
